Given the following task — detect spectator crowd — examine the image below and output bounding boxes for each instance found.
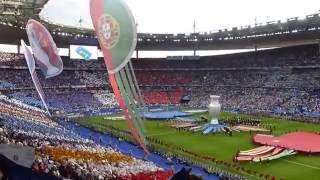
[0,44,320,118]
[0,93,173,179]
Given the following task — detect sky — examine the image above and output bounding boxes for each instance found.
[40,0,320,33]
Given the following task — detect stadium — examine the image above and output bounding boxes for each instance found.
[0,0,320,179]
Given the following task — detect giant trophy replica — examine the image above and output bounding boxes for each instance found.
[208,95,221,125]
[190,95,225,134]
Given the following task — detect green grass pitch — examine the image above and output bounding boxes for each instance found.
[76,112,320,179]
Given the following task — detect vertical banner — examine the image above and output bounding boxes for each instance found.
[26,19,63,79]
[21,40,51,116]
[90,0,148,153]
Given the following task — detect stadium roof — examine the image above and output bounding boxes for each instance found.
[0,0,48,26]
[1,0,320,51]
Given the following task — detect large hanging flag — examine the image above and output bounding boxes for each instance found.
[21,40,51,116]
[90,0,148,153]
[26,19,63,79]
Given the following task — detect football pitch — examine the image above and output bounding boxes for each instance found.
[76,112,320,179]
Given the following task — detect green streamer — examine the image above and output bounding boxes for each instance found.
[115,72,147,145]
[119,69,146,133]
[129,61,147,111]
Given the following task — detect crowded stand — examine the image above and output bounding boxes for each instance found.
[143,87,184,105]
[0,44,320,118]
[136,71,192,85]
[61,57,106,70]
[0,52,25,66]
[3,89,119,114]
[0,93,173,179]
[0,69,109,88]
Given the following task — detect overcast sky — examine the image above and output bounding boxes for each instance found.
[40,0,320,33]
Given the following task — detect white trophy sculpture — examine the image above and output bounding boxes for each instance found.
[208,95,221,125]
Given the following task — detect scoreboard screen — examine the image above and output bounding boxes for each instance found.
[70,45,98,60]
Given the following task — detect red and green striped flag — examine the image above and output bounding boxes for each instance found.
[90,0,148,153]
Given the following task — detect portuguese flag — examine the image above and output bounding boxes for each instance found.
[90,0,148,153]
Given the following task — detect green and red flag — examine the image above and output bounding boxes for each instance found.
[90,0,148,153]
